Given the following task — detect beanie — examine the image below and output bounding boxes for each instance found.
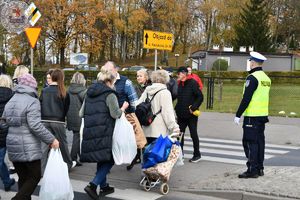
[18,74,37,89]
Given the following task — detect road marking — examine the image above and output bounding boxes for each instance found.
[184,153,246,165]
[199,137,300,150]
[184,146,274,159]
[183,136,297,165]
[184,141,289,154]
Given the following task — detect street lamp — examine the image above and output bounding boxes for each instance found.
[175,53,180,68]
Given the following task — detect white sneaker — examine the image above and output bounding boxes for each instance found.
[71,161,77,168]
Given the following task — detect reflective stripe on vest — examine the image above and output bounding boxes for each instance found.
[243,71,271,117]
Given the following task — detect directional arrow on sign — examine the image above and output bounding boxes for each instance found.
[145,33,148,44]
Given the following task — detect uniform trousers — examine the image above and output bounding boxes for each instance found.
[242,117,265,174]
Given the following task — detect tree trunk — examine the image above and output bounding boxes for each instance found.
[60,47,65,68]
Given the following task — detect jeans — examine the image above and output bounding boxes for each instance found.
[12,160,41,200]
[0,147,12,187]
[92,162,114,188]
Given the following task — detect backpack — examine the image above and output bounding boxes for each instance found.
[135,89,165,126]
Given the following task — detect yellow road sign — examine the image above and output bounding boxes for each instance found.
[25,27,42,49]
[143,30,173,51]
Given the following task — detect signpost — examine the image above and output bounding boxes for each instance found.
[25,27,42,75]
[143,30,174,70]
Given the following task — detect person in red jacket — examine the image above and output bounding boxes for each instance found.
[187,67,203,91]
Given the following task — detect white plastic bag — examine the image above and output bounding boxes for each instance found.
[112,114,137,165]
[39,149,74,200]
[79,118,84,154]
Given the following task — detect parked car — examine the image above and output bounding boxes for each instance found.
[75,64,98,71]
[127,66,146,71]
[63,67,75,71]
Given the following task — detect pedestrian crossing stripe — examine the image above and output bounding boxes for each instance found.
[183,136,299,165]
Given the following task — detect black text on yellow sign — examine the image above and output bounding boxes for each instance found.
[143,30,174,51]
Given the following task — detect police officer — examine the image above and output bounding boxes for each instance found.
[234,52,271,178]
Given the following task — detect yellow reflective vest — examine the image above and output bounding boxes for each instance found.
[243,71,271,117]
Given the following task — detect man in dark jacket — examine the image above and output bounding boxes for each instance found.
[175,66,203,163]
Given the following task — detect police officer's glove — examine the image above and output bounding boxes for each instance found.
[234,117,240,125]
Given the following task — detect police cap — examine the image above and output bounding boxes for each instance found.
[249,51,267,63]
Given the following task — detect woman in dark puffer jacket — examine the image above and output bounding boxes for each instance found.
[0,74,15,192]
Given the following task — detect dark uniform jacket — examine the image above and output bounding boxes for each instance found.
[66,83,86,131]
[80,82,116,163]
[175,78,203,119]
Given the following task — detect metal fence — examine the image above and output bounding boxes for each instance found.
[203,76,300,118]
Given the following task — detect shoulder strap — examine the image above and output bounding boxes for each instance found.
[149,89,166,103]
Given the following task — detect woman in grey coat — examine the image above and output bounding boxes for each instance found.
[2,74,59,200]
[67,72,86,166]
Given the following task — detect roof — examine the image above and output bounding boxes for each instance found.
[190,50,293,59]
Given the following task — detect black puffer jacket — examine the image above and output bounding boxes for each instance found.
[0,87,13,147]
[175,78,203,119]
[80,82,116,163]
[66,84,86,131]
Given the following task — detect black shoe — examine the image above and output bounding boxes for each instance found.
[189,156,201,163]
[4,178,15,191]
[99,184,114,197]
[258,169,264,176]
[76,161,83,167]
[84,183,98,200]
[238,171,259,178]
[126,164,134,171]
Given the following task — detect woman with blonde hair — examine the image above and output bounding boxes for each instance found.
[137,70,180,144]
[40,69,75,171]
[67,72,87,166]
[81,67,128,199]
[12,65,29,85]
[0,74,15,192]
[135,69,151,98]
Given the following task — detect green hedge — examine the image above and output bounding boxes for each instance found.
[5,66,300,86]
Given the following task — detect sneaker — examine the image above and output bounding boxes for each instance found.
[84,183,98,200]
[99,184,114,197]
[71,161,77,168]
[75,161,82,167]
[4,178,15,191]
[189,156,201,163]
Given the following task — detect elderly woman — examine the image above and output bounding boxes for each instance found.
[3,74,59,200]
[135,69,151,98]
[81,67,129,199]
[67,72,87,166]
[138,70,179,144]
[12,65,29,86]
[0,75,15,192]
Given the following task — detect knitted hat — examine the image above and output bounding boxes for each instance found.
[18,74,37,89]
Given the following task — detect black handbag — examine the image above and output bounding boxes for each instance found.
[0,117,9,147]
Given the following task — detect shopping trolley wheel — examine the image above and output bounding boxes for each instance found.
[142,180,151,192]
[160,183,169,195]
